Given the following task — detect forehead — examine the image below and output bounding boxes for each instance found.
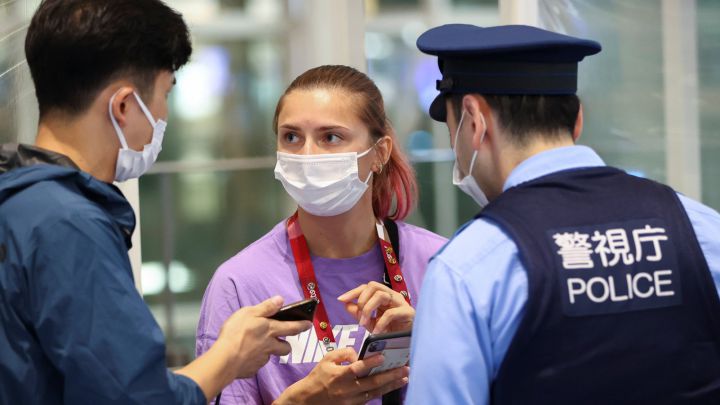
[278,88,363,126]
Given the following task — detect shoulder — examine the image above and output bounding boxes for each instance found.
[434,217,520,280]
[2,178,118,243]
[675,194,720,273]
[677,193,720,228]
[4,176,95,214]
[395,221,448,250]
[211,220,294,289]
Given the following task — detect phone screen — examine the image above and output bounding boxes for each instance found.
[358,331,411,377]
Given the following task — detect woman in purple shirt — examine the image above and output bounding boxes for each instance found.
[196,65,447,404]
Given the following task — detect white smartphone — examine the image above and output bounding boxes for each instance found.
[357,330,411,377]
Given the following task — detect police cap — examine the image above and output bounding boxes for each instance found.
[416,24,601,122]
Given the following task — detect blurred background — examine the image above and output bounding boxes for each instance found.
[1,0,718,365]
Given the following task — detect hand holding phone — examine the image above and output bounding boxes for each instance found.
[357,330,411,377]
[269,298,318,322]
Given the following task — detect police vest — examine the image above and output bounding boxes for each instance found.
[482,166,720,404]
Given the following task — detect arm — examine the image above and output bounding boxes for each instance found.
[181,296,309,402]
[677,194,720,298]
[405,258,493,404]
[32,214,309,404]
[194,273,265,405]
[30,214,205,404]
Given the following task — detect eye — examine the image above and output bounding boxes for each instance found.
[283,132,300,144]
[324,133,342,144]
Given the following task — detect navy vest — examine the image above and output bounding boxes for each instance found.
[481,166,720,404]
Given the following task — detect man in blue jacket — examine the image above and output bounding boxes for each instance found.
[408,24,720,404]
[0,1,311,403]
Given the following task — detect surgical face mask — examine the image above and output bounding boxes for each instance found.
[109,91,167,182]
[452,110,489,208]
[274,146,375,217]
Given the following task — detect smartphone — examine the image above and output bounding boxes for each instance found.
[269,298,318,322]
[357,330,411,377]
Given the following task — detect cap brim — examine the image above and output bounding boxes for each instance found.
[429,94,447,122]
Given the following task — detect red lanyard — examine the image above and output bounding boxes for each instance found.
[286,212,411,351]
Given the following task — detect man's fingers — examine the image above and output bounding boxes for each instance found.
[269,319,312,337]
[248,296,284,317]
[267,338,293,357]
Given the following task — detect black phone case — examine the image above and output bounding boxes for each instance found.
[358,330,412,359]
[269,298,317,322]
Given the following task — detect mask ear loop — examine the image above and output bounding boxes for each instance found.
[457,110,488,177]
[466,113,487,175]
[133,92,158,127]
[359,137,386,184]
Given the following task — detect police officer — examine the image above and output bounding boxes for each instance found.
[407,24,720,404]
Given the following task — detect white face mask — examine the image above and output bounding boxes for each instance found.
[274,146,375,217]
[109,91,167,182]
[452,110,489,207]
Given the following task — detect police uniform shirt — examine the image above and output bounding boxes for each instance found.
[406,145,720,404]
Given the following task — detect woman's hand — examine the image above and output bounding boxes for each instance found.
[273,347,409,405]
[337,281,414,334]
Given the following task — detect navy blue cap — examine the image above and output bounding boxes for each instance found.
[416,24,601,122]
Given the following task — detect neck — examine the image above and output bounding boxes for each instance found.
[297,195,378,259]
[34,109,119,183]
[495,133,575,191]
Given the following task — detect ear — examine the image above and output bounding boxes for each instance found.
[374,135,393,173]
[572,103,584,142]
[463,95,493,151]
[109,86,136,128]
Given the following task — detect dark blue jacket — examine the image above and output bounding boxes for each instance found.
[0,144,204,404]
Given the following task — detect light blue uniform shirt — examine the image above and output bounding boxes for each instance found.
[407,145,720,404]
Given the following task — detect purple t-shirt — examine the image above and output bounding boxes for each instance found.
[196,219,447,404]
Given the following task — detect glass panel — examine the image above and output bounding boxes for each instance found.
[161,39,286,163]
[141,167,294,360]
[0,0,38,144]
[541,0,666,181]
[367,12,501,231]
[698,0,720,210]
[541,0,720,213]
[141,34,288,361]
[452,0,496,6]
[378,0,420,10]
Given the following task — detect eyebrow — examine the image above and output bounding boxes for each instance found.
[279,124,349,132]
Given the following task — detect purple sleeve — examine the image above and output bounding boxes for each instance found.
[196,265,263,405]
